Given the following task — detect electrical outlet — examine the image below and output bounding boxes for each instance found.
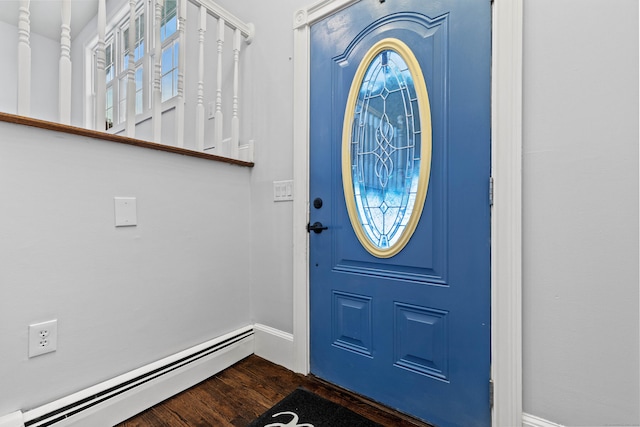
[28,320,58,358]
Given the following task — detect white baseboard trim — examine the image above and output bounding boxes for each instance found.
[523,413,565,427]
[0,337,570,427]
[14,326,254,427]
[0,412,24,427]
[253,323,294,371]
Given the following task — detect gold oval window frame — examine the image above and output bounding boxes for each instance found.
[342,38,432,258]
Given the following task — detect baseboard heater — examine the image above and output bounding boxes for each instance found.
[22,326,254,427]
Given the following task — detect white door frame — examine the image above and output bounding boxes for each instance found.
[291,1,523,426]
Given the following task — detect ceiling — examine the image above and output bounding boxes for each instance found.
[0,0,98,41]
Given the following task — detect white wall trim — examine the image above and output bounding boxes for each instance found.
[0,412,24,427]
[15,326,254,427]
[291,1,524,427]
[254,323,295,371]
[292,4,312,375]
[491,0,524,426]
[523,413,565,427]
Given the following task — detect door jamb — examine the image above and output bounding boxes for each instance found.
[291,1,523,426]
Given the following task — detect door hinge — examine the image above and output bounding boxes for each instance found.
[489,379,494,409]
[489,176,494,207]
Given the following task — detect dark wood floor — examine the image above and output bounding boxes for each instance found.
[117,355,433,427]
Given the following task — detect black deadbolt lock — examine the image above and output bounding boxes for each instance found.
[313,198,323,209]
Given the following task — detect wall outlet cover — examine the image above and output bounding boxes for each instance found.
[28,319,58,358]
[114,197,137,227]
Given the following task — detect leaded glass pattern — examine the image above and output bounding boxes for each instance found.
[343,39,431,258]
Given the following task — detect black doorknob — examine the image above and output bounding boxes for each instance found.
[306,222,328,234]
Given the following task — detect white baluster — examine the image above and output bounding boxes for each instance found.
[152,0,163,143]
[214,17,225,154]
[126,0,136,137]
[95,0,107,131]
[175,0,186,148]
[231,28,241,159]
[59,0,72,125]
[195,6,207,151]
[17,0,31,116]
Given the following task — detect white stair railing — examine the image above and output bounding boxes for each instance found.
[8,0,254,161]
[194,0,254,159]
[89,0,254,156]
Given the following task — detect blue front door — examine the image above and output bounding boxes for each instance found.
[309,1,491,426]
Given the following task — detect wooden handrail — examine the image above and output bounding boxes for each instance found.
[0,112,254,168]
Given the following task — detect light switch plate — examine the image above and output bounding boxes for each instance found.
[114,197,137,227]
[273,180,293,202]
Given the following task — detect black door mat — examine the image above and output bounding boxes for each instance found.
[248,387,383,427]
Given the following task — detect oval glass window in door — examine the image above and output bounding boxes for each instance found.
[342,38,432,258]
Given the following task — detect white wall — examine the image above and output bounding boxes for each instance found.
[522,0,639,425]
[209,0,298,334]
[0,121,252,414]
